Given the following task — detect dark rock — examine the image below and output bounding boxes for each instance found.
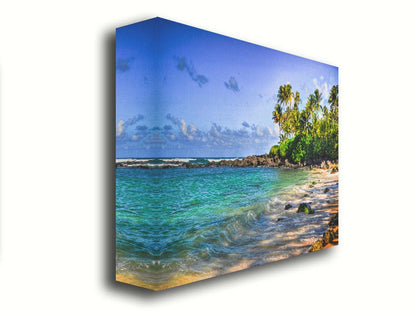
[329,213,338,227]
[117,156,338,170]
[276,218,285,222]
[324,187,330,193]
[309,239,324,252]
[323,230,334,245]
[284,203,292,210]
[297,203,314,214]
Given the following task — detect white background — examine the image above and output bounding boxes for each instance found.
[1,0,415,311]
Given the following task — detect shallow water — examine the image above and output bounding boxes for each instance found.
[116,162,337,290]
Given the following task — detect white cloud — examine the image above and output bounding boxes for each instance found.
[188,124,197,135]
[165,113,279,152]
[176,119,204,141]
[131,135,138,141]
[209,124,222,139]
[313,78,330,101]
[179,119,197,140]
[180,119,187,136]
[273,123,279,133]
[116,120,125,136]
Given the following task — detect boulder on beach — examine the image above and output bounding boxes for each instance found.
[329,213,338,227]
[297,203,314,214]
[309,239,324,252]
[309,213,339,252]
[323,230,336,245]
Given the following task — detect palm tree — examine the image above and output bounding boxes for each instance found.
[328,85,339,122]
[272,103,283,123]
[321,106,330,136]
[288,91,301,135]
[270,83,338,160]
[275,84,296,138]
[277,84,294,110]
[303,100,313,135]
[272,103,283,138]
[308,89,322,134]
[298,110,309,135]
[311,89,323,113]
[293,91,301,110]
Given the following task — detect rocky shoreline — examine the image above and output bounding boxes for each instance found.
[116,154,338,171]
[115,165,339,289]
[309,212,339,252]
[276,174,339,254]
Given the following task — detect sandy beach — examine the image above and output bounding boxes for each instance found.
[116,167,338,291]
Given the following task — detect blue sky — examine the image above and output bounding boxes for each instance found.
[116,17,338,158]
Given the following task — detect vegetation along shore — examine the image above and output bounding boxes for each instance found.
[117,83,338,171]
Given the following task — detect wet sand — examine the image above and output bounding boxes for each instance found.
[116,168,339,291]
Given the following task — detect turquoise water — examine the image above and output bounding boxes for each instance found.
[116,161,324,288]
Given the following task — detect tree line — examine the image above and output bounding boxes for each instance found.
[269,83,338,162]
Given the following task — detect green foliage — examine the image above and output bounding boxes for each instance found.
[277,138,293,158]
[290,134,312,162]
[271,84,339,163]
[269,145,279,156]
[297,203,314,214]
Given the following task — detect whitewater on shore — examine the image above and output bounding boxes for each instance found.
[115,157,242,168]
[115,163,338,290]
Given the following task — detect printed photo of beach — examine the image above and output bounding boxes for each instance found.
[115,17,339,291]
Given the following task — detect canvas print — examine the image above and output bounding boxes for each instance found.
[115,17,339,291]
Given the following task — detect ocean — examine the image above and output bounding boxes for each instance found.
[115,158,337,290]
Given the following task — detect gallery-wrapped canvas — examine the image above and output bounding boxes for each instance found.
[115,17,339,291]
